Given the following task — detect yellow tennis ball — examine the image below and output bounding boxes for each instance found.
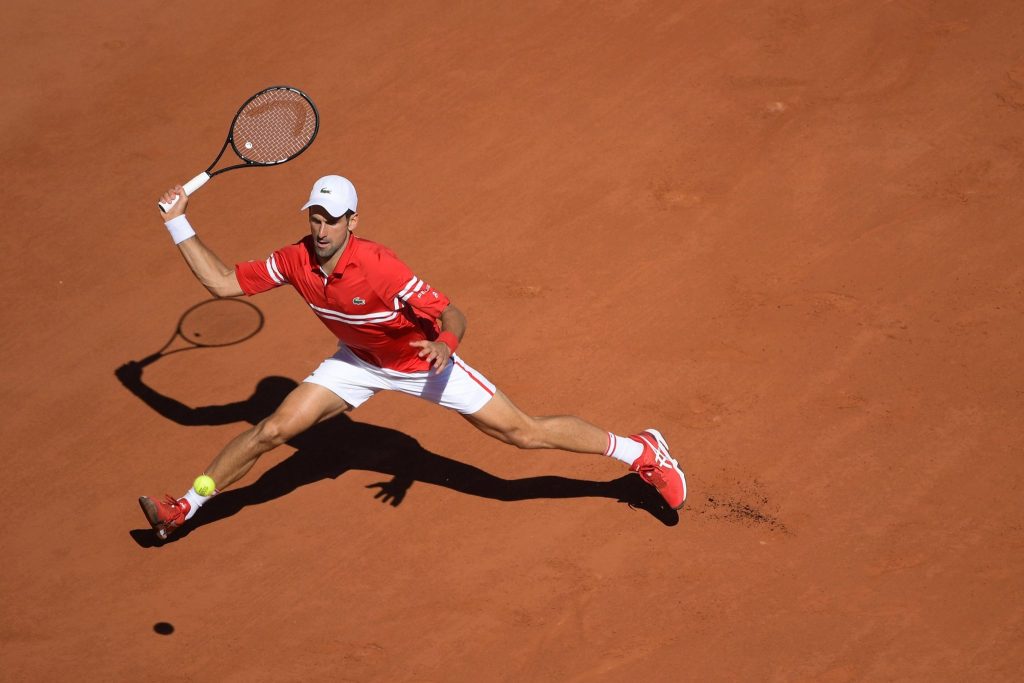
[193,475,216,496]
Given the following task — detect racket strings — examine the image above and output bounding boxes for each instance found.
[233,89,317,163]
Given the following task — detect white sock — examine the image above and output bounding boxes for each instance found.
[604,433,643,465]
[181,487,216,521]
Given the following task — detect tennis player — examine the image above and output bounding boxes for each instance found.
[140,176,686,538]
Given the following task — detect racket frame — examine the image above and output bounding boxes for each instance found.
[159,86,320,212]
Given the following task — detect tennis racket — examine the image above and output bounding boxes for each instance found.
[136,298,265,367]
[158,86,319,212]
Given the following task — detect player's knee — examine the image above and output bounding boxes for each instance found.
[503,423,545,450]
[253,416,293,449]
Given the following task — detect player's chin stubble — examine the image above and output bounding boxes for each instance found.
[314,240,339,261]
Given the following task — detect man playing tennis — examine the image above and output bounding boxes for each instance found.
[140,176,686,539]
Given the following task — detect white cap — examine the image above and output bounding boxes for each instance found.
[300,175,358,218]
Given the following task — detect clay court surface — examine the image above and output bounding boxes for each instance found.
[2,0,1023,680]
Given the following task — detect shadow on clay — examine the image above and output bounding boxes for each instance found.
[115,362,678,547]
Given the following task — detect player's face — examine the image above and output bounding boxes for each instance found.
[308,207,356,262]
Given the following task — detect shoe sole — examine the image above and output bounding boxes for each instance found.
[138,496,171,540]
[644,428,687,510]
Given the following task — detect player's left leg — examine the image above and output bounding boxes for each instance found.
[463,390,687,509]
[462,389,607,453]
[402,354,686,509]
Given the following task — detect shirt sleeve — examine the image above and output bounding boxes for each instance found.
[365,246,451,319]
[235,248,292,296]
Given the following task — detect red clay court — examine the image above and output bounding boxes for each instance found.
[2,1,1022,680]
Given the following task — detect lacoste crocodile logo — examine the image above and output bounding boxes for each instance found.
[352,297,366,305]
[320,188,331,194]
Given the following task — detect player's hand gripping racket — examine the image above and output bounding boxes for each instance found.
[134,298,265,367]
[159,86,319,212]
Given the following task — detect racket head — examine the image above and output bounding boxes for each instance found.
[177,297,265,348]
[229,86,319,166]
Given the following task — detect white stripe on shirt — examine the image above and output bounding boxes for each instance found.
[266,255,287,285]
[309,303,400,325]
[397,276,421,300]
[401,280,426,301]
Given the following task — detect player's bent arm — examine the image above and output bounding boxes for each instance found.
[176,236,245,298]
[439,304,467,342]
[409,304,467,373]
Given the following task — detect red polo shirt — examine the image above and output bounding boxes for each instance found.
[235,234,451,372]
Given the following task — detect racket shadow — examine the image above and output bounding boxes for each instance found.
[116,367,678,547]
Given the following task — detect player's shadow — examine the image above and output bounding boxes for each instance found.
[115,364,677,546]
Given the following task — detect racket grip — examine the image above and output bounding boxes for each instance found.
[158,172,212,212]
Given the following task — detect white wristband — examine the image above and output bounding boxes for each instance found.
[164,215,196,245]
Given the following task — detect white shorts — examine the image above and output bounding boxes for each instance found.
[303,343,497,414]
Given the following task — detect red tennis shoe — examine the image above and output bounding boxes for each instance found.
[629,429,687,510]
[139,495,191,539]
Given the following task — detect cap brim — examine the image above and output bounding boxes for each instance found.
[300,199,347,218]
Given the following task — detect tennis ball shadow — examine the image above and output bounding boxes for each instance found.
[153,622,174,635]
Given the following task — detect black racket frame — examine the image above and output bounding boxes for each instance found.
[201,85,320,178]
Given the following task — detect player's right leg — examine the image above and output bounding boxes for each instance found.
[139,382,350,539]
[204,382,350,489]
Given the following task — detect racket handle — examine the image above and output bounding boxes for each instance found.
[158,172,212,212]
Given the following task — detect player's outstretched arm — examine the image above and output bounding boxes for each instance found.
[176,237,244,297]
[157,186,244,298]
